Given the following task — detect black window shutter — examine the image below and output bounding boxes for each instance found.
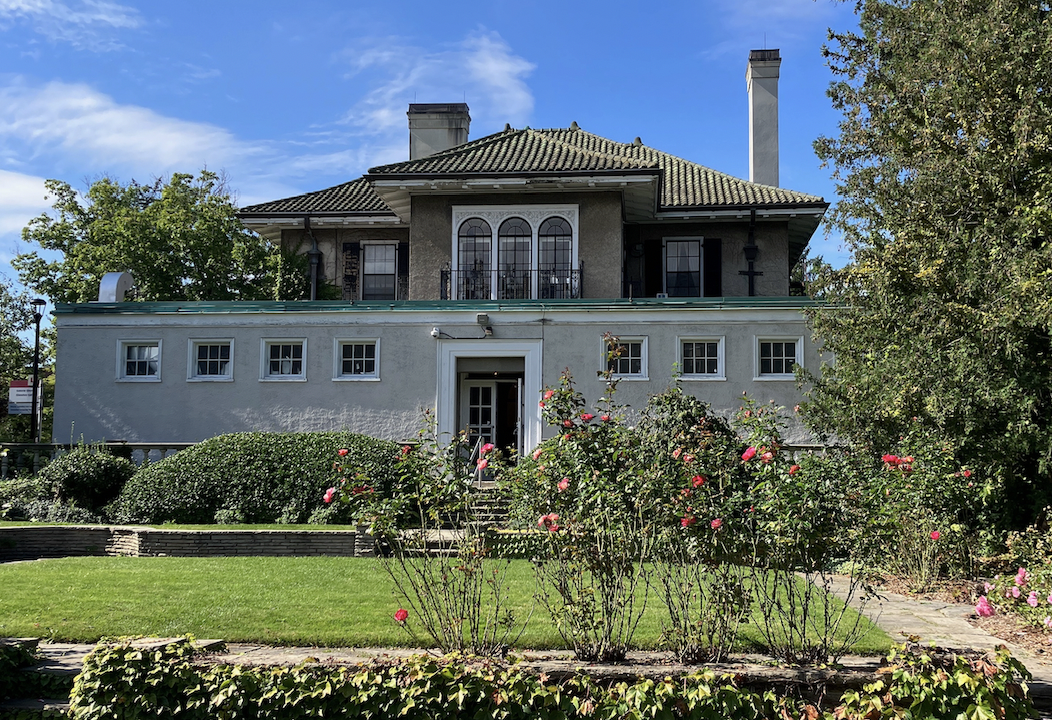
[397,242,410,300]
[703,239,722,297]
[343,242,360,300]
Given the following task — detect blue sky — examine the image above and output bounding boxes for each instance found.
[0,0,860,300]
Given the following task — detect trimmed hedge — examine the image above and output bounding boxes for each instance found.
[67,638,1035,720]
[36,446,136,514]
[111,432,402,525]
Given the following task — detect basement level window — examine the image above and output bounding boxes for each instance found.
[118,340,161,382]
[261,339,306,381]
[335,339,379,380]
[756,337,802,379]
[606,337,648,380]
[680,337,725,380]
[189,340,233,381]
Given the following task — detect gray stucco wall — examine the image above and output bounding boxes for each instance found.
[54,301,819,445]
[281,227,411,294]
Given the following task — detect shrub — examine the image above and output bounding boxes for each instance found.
[36,446,136,514]
[67,638,1036,720]
[112,432,401,525]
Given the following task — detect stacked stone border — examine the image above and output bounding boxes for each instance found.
[0,525,375,563]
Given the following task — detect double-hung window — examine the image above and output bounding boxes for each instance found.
[362,245,397,300]
[118,340,161,381]
[189,340,233,381]
[261,339,306,381]
[664,239,701,297]
[334,339,379,380]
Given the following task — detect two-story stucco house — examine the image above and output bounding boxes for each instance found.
[52,50,827,452]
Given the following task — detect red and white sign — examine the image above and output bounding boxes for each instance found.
[7,379,38,415]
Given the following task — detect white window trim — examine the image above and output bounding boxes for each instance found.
[754,336,804,381]
[677,336,726,381]
[604,335,649,381]
[662,237,704,297]
[451,204,579,300]
[333,338,381,381]
[116,339,162,382]
[260,338,307,382]
[187,339,234,382]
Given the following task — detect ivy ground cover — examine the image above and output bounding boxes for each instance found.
[0,556,890,653]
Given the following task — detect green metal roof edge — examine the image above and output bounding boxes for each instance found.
[55,297,821,315]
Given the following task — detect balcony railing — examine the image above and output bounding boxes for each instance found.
[441,268,583,300]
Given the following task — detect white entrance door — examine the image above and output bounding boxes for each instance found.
[459,378,523,455]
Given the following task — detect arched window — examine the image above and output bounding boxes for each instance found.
[457,218,491,299]
[497,217,531,299]
[539,216,573,299]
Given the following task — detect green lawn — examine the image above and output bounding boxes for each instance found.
[0,556,890,654]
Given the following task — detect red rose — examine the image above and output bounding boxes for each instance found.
[394,608,408,623]
[581,413,594,421]
[789,464,801,474]
[338,448,349,457]
[742,447,757,462]
[691,475,705,488]
[710,518,723,530]
[681,516,696,528]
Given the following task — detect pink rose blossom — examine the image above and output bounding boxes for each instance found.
[394,608,408,623]
[563,419,573,428]
[543,389,555,400]
[1011,586,1021,599]
[581,413,594,421]
[963,469,972,478]
[672,448,682,460]
[401,445,412,455]
[323,487,337,504]
[538,513,560,532]
[760,451,774,463]
[691,475,705,488]
[1044,616,1052,629]
[742,447,757,462]
[600,414,610,422]
[975,596,995,617]
[682,454,694,464]
[710,518,723,530]
[1047,593,1052,605]
[477,458,488,470]
[1015,567,1030,586]
[789,465,801,474]
[481,443,495,455]
[984,582,994,593]
[1028,592,1040,608]
[930,531,941,541]
[681,516,695,528]
[338,448,349,457]
[557,477,570,492]
[532,448,543,460]
[539,401,545,408]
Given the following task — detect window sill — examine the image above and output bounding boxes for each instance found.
[332,376,381,382]
[116,377,161,383]
[679,375,726,382]
[609,375,649,382]
[259,376,307,383]
[753,375,796,382]
[187,377,234,383]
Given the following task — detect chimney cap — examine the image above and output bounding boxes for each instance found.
[748,49,781,63]
[407,103,470,116]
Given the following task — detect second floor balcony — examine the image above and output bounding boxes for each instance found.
[440,266,583,301]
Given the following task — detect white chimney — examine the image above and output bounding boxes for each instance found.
[746,49,781,187]
[407,103,471,160]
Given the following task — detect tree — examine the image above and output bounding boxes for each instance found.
[806,0,1052,530]
[13,171,277,303]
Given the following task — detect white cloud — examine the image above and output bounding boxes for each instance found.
[0,79,253,173]
[0,168,49,235]
[0,0,141,49]
[337,30,535,139]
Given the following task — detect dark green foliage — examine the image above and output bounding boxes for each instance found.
[0,641,38,701]
[112,432,401,525]
[67,638,1035,720]
[35,447,135,514]
[807,0,1052,533]
[13,171,276,304]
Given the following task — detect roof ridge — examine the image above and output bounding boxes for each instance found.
[528,128,658,169]
[368,127,525,173]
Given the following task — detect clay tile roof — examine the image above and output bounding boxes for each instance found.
[239,125,825,216]
[238,177,394,216]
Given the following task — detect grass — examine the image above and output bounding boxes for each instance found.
[0,556,891,654]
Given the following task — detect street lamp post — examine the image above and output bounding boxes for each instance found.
[30,298,46,444]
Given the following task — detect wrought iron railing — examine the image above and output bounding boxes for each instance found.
[1,442,194,478]
[440,268,582,300]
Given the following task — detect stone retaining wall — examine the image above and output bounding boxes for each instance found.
[0,525,375,563]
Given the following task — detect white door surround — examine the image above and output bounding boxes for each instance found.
[436,339,543,451]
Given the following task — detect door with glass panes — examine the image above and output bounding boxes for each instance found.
[459,376,523,455]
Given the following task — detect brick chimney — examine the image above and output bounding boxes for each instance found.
[746,49,781,187]
[407,103,471,160]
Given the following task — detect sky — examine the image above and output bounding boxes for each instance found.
[0,0,861,306]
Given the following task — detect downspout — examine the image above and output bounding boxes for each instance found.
[304,216,322,301]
